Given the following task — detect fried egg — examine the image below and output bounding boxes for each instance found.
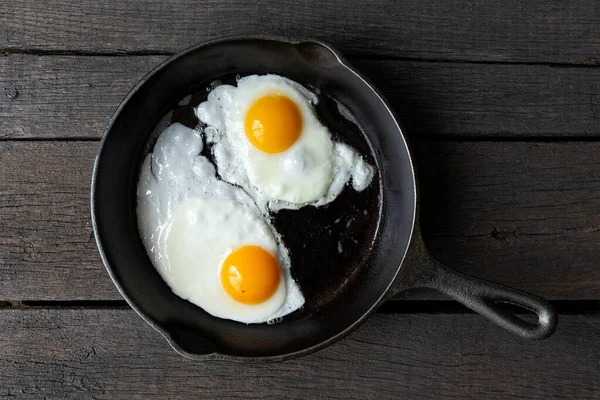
[137,123,304,324]
[195,74,374,211]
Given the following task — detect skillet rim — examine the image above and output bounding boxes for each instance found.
[90,35,417,362]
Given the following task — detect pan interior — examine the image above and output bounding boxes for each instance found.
[161,74,381,315]
[92,39,415,358]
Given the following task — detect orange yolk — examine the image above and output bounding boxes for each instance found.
[220,245,281,304]
[244,93,302,153]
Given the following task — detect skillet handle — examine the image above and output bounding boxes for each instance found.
[400,249,557,340]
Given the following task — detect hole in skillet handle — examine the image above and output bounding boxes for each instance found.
[395,234,558,340]
[491,300,540,324]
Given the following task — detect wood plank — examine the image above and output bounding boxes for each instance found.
[2,141,600,300]
[417,141,600,299]
[2,0,600,64]
[0,309,598,399]
[1,55,599,140]
[355,60,600,138]
[0,55,164,140]
[0,142,115,300]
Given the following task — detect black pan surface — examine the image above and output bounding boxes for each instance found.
[92,38,416,360]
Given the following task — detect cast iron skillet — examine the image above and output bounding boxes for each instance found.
[91,37,557,362]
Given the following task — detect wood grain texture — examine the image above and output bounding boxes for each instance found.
[1,55,599,139]
[0,309,598,399]
[2,0,600,64]
[2,141,600,300]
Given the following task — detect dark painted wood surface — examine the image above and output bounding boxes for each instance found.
[1,56,599,139]
[1,0,599,398]
[1,309,599,399]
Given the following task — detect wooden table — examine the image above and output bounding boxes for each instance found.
[1,1,599,398]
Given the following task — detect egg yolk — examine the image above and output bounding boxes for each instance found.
[244,93,302,153]
[220,245,281,304]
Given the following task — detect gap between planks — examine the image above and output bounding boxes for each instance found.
[8,137,600,144]
[0,300,598,315]
[3,48,600,69]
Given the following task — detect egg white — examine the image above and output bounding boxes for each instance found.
[196,74,375,212]
[137,123,304,324]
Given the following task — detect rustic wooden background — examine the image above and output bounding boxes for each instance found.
[1,1,599,398]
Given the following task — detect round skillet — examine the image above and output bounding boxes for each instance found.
[91,37,557,361]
